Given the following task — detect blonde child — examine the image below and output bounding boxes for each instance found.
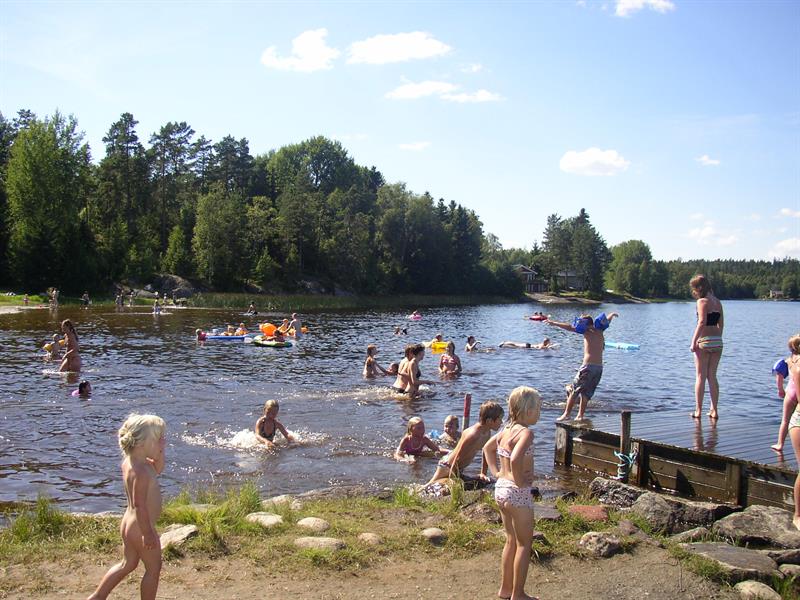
[483,387,542,600]
[394,416,444,461]
[254,400,294,448]
[88,414,166,600]
[786,334,800,530]
[438,341,462,377]
[43,333,62,361]
[428,401,504,487]
[772,351,799,452]
[234,323,248,336]
[439,415,462,448]
[363,344,390,378]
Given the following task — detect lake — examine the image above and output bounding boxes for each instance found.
[0,300,796,512]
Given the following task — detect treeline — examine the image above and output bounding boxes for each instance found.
[0,110,521,296]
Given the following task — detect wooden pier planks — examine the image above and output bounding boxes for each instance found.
[554,410,798,509]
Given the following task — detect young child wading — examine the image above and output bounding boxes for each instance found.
[547,312,618,421]
[89,414,166,600]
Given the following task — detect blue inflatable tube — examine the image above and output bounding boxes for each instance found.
[606,342,639,350]
[205,335,248,341]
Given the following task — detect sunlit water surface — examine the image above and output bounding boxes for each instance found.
[0,301,796,512]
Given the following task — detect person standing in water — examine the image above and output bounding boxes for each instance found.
[59,319,81,373]
[288,313,302,339]
[689,274,723,420]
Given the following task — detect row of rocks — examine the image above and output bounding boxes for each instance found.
[589,477,800,597]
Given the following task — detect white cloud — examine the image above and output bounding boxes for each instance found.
[334,133,368,142]
[348,32,451,65]
[615,0,676,17]
[398,141,431,151]
[260,29,340,72]
[747,213,762,222]
[441,89,503,103]
[687,223,739,247]
[780,208,800,218]
[689,212,705,221]
[577,0,587,6]
[559,148,630,176]
[768,237,800,259]
[385,80,457,100]
[696,154,721,166]
[461,63,484,73]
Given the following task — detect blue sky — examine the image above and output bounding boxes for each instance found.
[1,0,798,261]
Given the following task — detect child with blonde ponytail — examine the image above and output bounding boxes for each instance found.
[88,414,166,600]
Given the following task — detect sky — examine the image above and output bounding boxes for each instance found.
[1,0,799,261]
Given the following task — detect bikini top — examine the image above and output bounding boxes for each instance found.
[440,354,457,366]
[496,426,534,458]
[258,417,276,441]
[706,311,721,326]
[401,436,425,455]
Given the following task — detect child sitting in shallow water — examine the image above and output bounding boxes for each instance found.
[439,415,461,448]
[363,344,390,378]
[254,400,294,448]
[394,417,444,462]
[88,413,166,600]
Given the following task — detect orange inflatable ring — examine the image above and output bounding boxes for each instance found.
[260,323,277,336]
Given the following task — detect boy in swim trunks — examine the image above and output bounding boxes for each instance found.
[547,312,618,421]
[426,400,504,489]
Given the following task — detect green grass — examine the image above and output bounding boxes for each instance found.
[0,293,46,306]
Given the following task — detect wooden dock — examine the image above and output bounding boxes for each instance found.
[554,412,798,509]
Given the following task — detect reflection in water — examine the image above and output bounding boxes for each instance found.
[0,300,795,512]
[692,419,718,453]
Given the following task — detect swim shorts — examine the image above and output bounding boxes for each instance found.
[494,478,533,509]
[572,364,603,399]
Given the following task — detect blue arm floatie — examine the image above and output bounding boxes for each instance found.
[594,313,609,331]
[773,359,789,377]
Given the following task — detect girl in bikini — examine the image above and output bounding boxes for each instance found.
[771,352,798,452]
[393,416,443,462]
[483,386,542,600]
[363,344,390,378]
[438,342,462,377]
[254,400,294,448]
[786,334,800,530]
[689,274,724,420]
[59,319,81,373]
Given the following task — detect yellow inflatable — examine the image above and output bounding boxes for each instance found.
[430,341,449,352]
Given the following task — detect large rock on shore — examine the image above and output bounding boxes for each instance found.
[294,536,345,551]
[733,581,782,599]
[578,532,622,557]
[245,512,284,529]
[632,491,738,534]
[160,524,198,548]
[589,477,646,508]
[713,505,800,548]
[680,542,780,583]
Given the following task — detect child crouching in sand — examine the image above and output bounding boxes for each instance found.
[483,386,542,600]
[89,414,166,600]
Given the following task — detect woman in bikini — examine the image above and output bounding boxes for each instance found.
[391,345,415,394]
[59,319,81,373]
[438,341,462,377]
[689,274,724,420]
[483,386,542,600]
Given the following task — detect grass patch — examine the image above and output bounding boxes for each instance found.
[667,545,728,582]
[0,293,46,306]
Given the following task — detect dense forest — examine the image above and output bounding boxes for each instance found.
[0,109,797,300]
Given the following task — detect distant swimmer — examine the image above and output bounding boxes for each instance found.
[499,338,553,350]
[363,344,391,378]
[465,335,480,352]
[247,302,258,315]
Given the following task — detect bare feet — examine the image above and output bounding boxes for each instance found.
[555,414,570,422]
[794,515,800,531]
[690,411,701,419]
[707,411,718,420]
[498,592,511,600]
[771,443,784,452]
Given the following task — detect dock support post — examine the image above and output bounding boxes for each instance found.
[554,424,573,466]
[462,393,472,429]
[618,411,632,482]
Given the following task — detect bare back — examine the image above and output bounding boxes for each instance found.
[583,328,605,366]
[122,458,162,522]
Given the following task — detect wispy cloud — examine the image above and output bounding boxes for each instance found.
[689,213,705,221]
[615,0,676,17]
[747,213,762,222]
[779,208,800,218]
[696,154,721,166]
[686,221,739,247]
[460,63,483,73]
[385,80,457,100]
[441,90,503,103]
[768,237,800,259]
[334,133,369,142]
[559,148,630,176]
[398,141,431,151]
[348,32,451,65]
[261,29,340,72]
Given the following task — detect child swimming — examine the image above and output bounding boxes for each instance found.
[363,344,390,378]
[483,387,542,600]
[465,335,480,352]
[394,417,444,461]
[88,413,166,600]
[71,380,92,398]
[254,400,294,448]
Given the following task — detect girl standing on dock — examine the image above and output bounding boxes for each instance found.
[785,334,800,530]
[689,274,724,420]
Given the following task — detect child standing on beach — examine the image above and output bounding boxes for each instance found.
[88,414,166,600]
[547,312,618,421]
[254,400,294,448]
[772,352,798,452]
[483,387,541,600]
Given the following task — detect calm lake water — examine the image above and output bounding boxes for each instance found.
[0,300,797,512]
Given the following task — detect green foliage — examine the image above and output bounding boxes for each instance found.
[192,185,245,288]
[161,224,193,276]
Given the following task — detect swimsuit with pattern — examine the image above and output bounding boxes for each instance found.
[494,427,534,509]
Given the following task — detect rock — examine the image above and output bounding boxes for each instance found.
[713,505,800,549]
[296,517,330,532]
[616,519,641,536]
[262,495,303,511]
[680,497,739,526]
[556,490,578,502]
[421,527,446,545]
[568,504,609,522]
[461,502,501,524]
[245,512,284,529]
[534,503,562,522]
[763,548,800,565]
[294,536,345,551]
[632,492,679,533]
[631,491,736,534]
[670,526,711,544]
[358,532,382,546]
[532,531,549,544]
[733,581,782,599]
[159,524,198,548]
[779,563,800,578]
[589,477,646,508]
[680,542,780,583]
[422,514,445,528]
[578,532,622,558]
